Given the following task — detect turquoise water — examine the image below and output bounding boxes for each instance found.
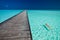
[28,10,60,40]
[0,10,23,23]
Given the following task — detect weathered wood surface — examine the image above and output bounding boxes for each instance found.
[0,10,31,40]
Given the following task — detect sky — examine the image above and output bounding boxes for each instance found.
[0,0,60,10]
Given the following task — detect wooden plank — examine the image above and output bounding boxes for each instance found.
[0,10,31,40]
